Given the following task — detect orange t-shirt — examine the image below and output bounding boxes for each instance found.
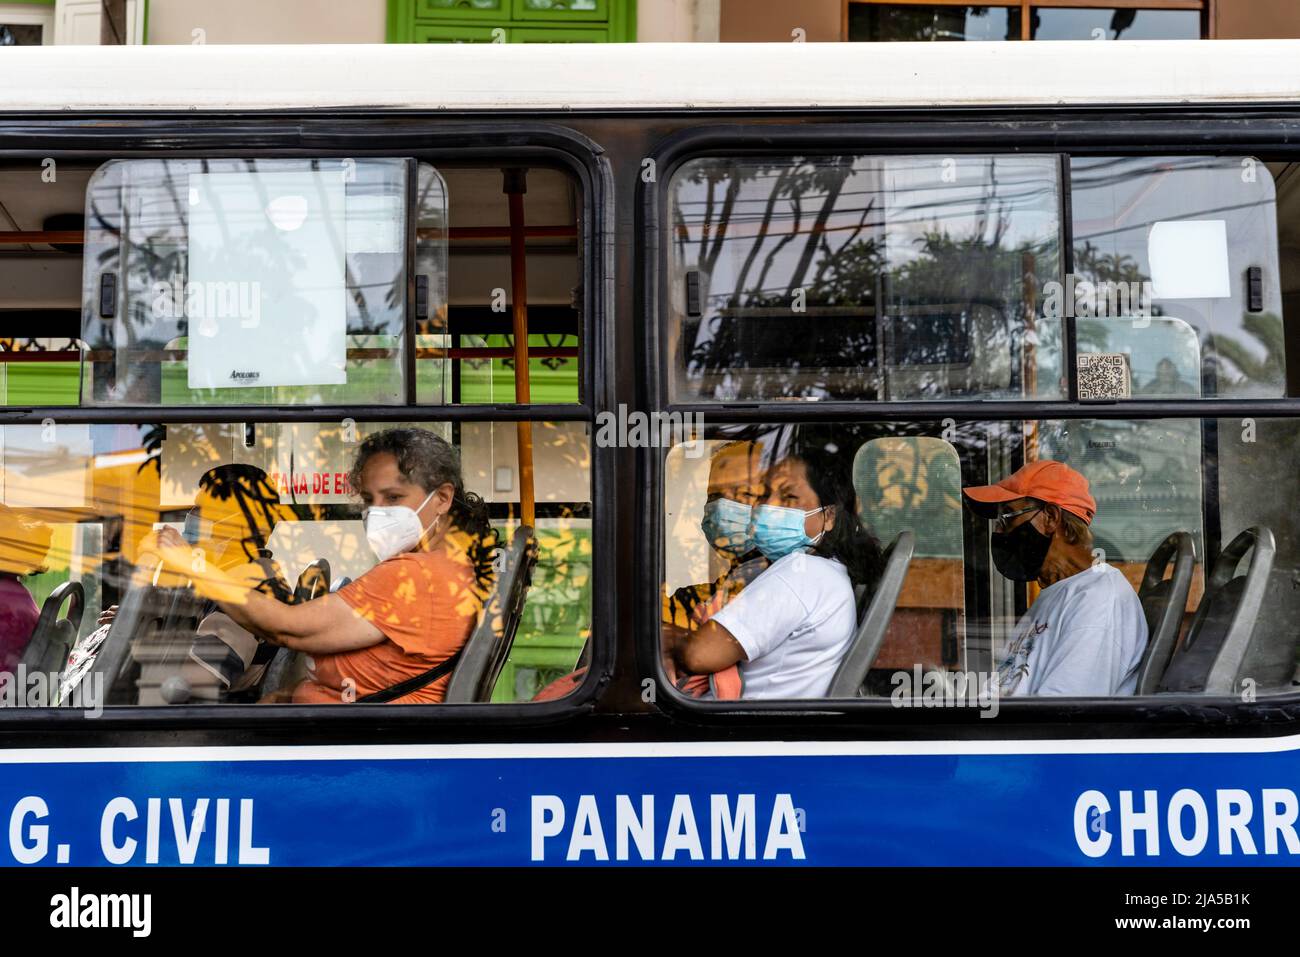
[292,545,486,705]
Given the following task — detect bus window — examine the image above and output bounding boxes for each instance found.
[659,417,1300,703]
[0,151,595,711]
[418,166,582,406]
[1068,156,1284,398]
[81,158,416,406]
[666,154,1063,402]
[0,418,591,708]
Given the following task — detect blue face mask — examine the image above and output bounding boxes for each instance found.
[700,498,754,558]
[750,503,826,561]
[182,510,208,546]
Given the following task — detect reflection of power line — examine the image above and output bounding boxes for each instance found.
[676,182,1058,215]
[1074,199,1273,243]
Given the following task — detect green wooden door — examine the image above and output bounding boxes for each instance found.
[390,0,635,43]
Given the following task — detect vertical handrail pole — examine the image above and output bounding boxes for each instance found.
[504,168,536,529]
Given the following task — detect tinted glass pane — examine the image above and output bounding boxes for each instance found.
[0,418,590,708]
[1069,156,1284,398]
[668,155,1063,402]
[1031,7,1202,40]
[848,4,1021,41]
[427,166,582,405]
[661,417,1300,701]
[81,158,417,407]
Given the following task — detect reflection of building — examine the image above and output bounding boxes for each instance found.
[1043,419,1204,565]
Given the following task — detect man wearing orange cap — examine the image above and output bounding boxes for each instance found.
[963,460,1146,696]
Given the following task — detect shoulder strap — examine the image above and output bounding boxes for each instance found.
[357,647,464,704]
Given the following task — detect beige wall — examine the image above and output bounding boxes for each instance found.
[148,0,386,44]
[720,0,839,41]
[151,0,723,44]
[638,0,719,41]
[1217,0,1300,38]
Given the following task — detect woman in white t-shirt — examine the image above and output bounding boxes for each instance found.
[671,445,884,699]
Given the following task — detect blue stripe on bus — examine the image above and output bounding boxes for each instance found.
[4,748,1299,865]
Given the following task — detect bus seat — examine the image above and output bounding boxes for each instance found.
[89,580,209,705]
[1134,532,1195,695]
[444,527,538,704]
[826,530,915,698]
[1156,526,1275,695]
[20,580,84,676]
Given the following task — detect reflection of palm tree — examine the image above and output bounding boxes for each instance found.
[1209,312,1285,395]
[1072,240,1153,355]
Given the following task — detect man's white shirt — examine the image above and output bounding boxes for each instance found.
[996,562,1147,696]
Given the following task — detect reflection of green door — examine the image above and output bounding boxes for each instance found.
[0,358,80,406]
[389,0,635,43]
[490,522,590,702]
[456,333,579,404]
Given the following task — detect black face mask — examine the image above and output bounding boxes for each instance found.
[991,516,1052,582]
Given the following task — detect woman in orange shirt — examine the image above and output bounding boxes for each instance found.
[151,428,496,704]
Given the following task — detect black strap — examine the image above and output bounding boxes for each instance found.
[357,647,464,704]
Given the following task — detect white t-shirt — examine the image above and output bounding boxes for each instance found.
[996,563,1147,696]
[711,551,857,699]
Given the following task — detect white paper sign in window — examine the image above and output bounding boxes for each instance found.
[186,171,348,390]
[1148,219,1231,300]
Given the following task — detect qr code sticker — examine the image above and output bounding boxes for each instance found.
[1077,353,1132,400]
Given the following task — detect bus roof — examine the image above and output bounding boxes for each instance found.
[1,40,1299,113]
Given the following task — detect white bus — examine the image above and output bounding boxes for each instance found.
[0,41,1299,875]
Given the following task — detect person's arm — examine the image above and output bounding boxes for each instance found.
[149,526,385,654]
[674,618,748,675]
[216,588,385,654]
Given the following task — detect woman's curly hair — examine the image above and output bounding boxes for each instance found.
[348,428,500,589]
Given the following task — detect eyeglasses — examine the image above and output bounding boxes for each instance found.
[993,504,1041,532]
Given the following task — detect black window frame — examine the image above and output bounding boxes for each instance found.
[640,113,1300,729]
[0,115,614,731]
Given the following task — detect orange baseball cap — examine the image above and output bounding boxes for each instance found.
[962,460,1096,525]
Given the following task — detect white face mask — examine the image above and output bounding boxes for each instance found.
[362,489,439,562]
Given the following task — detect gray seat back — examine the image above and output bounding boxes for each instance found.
[1134,532,1195,694]
[89,570,209,705]
[20,580,84,675]
[1157,526,1274,695]
[444,527,538,704]
[826,530,914,697]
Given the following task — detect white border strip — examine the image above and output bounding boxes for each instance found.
[1,734,1298,765]
[2,41,1300,112]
